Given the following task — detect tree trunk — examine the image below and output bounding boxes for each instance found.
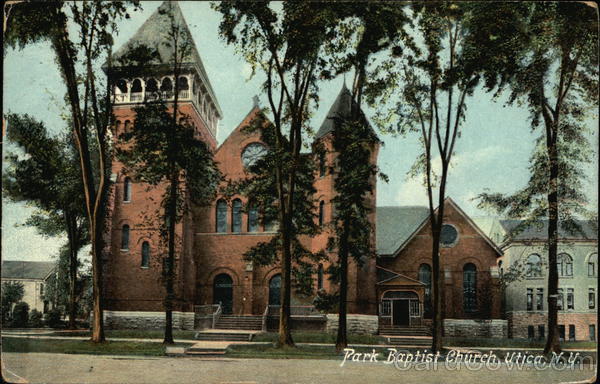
[278,214,295,347]
[335,225,349,352]
[90,224,105,342]
[544,135,561,355]
[68,243,78,329]
[164,172,178,345]
[430,219,443,353]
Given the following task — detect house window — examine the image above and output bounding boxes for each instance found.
[124,120,131,134]
[559,325,566,341]
[527,325,535,339]
[232,199,242,232]
[381,300,391,316]
[536,288,543,310]
[248,202,259,232]
[567,288,574,310]
[588,253,597,277]
[318,151,326,177]
[40,283,44,296]
[590,325,596,341]
[525,254,543,278]
[568,325,576,341]
[463,263,477,313]
[317,264,324,290]
[440,224,459,247]
[318,201,325,227]
[527,288,533,311]
[538,325,545,340]
[557,288,564,310]
[589,288,595,309]
[419,264,432,318]
[141,241,150,268]
[121,225,130,250]
[216,200,227,233]
[123,177,132,202]
[557,253,573,277]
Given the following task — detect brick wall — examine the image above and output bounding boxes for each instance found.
[508,311,597,341]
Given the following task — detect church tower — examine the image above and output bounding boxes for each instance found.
[312,83,380,315]
[102,1,222,329]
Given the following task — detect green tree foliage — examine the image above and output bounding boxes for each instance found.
[5,0,140,343]
[474,2,598,355]
[1,281,25,323]
[29,309,44,328]
[12,302,30,328]
[236,117,324,298]
[3,113,88,330]
[118,102,221,343]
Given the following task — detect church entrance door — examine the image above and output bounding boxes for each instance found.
[392,300,410,326]
[213,273,233,314]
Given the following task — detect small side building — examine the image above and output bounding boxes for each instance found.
[1,260,56,313]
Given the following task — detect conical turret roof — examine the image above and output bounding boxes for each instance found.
[315,83,372,139]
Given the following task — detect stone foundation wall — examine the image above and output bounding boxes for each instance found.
[443,319,507,338]
[326,314,378,335]
[103,311,195,330]
[507,311,597,341]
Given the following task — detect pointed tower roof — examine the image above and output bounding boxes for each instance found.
[315,83,372,139]
[111,1,221,115]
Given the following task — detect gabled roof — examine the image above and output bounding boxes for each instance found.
[376,197,504,257]
[315,83,373,139]
[111,1,222,116]
[376,206,430,256]
[499,219,598,242]
[1,261,56,280]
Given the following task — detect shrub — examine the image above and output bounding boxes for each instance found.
[12,302,30,328]
[29,309,44,328]
[44,308,63,328]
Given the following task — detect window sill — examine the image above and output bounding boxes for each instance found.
[141,266,149,270]
[123,201,131,204]
[120,249,129,253]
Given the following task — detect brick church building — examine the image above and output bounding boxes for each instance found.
[102,2,504,334]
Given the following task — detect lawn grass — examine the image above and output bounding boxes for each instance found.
[1,337,177,356]
[443,337,597,349]
[40,329,198,340]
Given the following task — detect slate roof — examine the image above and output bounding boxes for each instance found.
[1,261,56,280]
[499,220,598,241]
[111,1,222,115]
[315,83,373,139]
[376,206,430,256]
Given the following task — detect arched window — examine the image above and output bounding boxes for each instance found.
[160,77,173,96]
[115,79,128,94]
[318,201,325,227]
[123,177,132,202]
[588,253,598,277]
[318,151,326,177]
[558,253,573,277]
[526,254,543,278]
[418,264,432,318]
[213,274,233,314]
[177,76,189,90]
[463,263,477,313]
[121,225,130,250]
[114,120,122,134]
[248,202,259,232]
[141,241,150,268]
[146,78,158,92]
[124,120,131,134]
[317,264,324,290]
[269,274,281,306]
[131,79,143,93]
[232,199,242,232]
[216,200,227,233]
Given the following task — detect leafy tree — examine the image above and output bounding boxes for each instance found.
[365,2,519,352]
[29,309,44,328]
[117,2,221,345]
[215,0,345,348]
[1,281,24,323]
[475,2,598,354]
[5,0,139,342]
[3,113,88,329]
[12,302,30,328]
[234,117,324,302]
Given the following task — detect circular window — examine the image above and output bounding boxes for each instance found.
[241,142,267,168]
[440,224,459,247]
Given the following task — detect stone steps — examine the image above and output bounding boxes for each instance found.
[215,315,263,331]
[385,336,433,347]
[194,331,254,341]
[379,327,431,336]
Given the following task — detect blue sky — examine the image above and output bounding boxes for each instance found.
[3,2,598,262]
